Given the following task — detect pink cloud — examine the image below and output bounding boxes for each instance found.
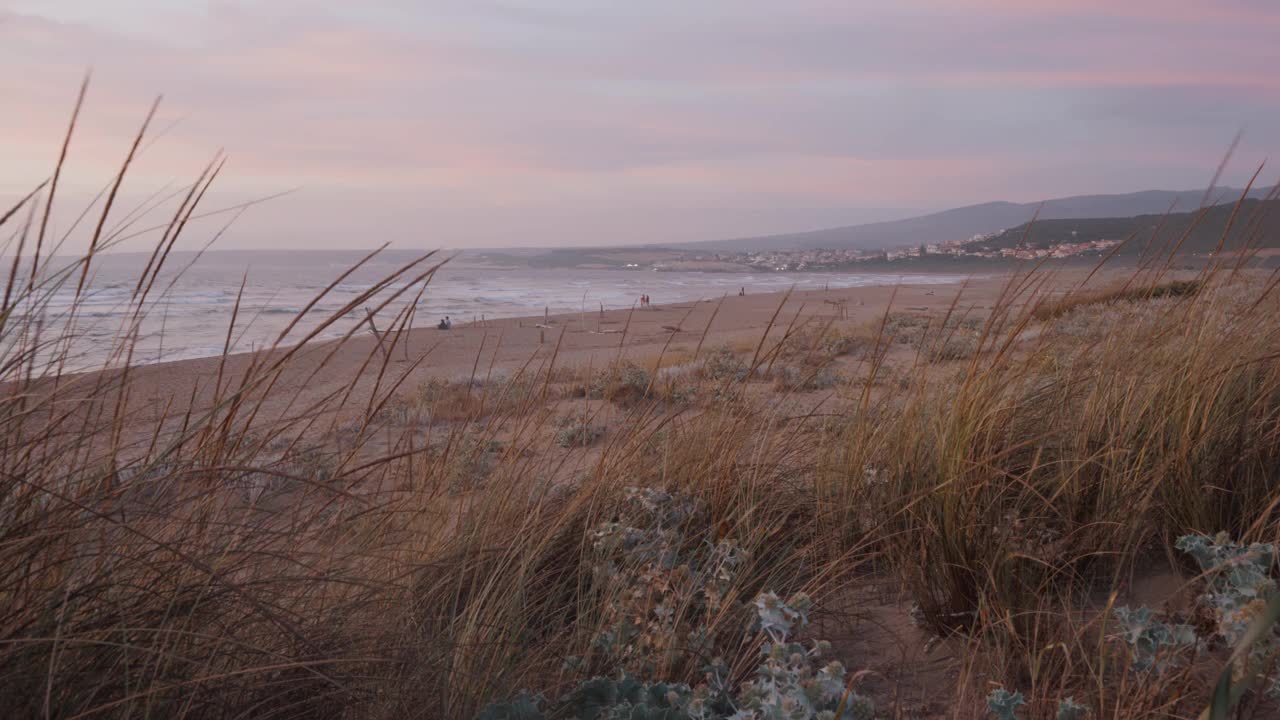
[2,2,1278,249]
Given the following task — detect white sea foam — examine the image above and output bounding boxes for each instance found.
[9,252,969,368]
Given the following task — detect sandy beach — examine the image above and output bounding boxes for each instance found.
[97,270,1040,428]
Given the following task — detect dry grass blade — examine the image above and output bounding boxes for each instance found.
[6,91,1280,720]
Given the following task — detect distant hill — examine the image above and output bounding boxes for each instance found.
[971,198,1280,257]
[685,187,1274,253]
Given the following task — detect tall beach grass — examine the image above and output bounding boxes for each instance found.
[4,93,1280,718]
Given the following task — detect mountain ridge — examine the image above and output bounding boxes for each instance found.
[968,198,1280,257]
[680,186,1275,253]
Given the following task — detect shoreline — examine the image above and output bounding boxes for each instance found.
[132,271,986,374]
[51,264,977,369]
[56,267,1103,435]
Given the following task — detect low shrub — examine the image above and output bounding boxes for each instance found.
[926,334,980,362]
[701,347,748,382]
[442,435,504,492]
[1032,279,1201,321]
[881,312,982,362]
[772,365,839,392]
[557,415,602,448]
[591,361,653,405]
[415,372,541,422]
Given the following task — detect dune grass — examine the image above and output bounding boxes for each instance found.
[1030,278,1202,321]
[5,97,1280,719]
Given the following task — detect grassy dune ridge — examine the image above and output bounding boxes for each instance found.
[4,108,1280,719]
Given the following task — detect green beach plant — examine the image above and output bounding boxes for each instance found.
[477,591,874,720]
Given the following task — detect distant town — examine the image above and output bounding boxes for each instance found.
[652,234,1121,272]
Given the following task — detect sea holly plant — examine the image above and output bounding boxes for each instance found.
[1104,534,1280,703]
[733,592,874,720]
[754,591,810,641]
[1175,533,1277,646]
[985,689,1090,720]
[1112,605,1200,673]
[1175,533,1280,696]
[986,688,1025,720]
[587,487,747,677]
[479,491,875,719]
[1055,697,1089,720]
[477,591,876,720]
[475,675,694,720]
[997,531,1280,720]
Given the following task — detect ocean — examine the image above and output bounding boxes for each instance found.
[8,250,964,369]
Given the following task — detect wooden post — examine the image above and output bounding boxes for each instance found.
[404,300,415,361]
[364,307,390,360]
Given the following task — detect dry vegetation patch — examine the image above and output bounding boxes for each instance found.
[6,108,1280,718]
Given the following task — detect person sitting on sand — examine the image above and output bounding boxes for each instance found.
[438,316,452,330]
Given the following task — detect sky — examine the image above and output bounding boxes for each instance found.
[2,0,1279,251]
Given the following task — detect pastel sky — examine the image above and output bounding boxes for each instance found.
[3,0,1279,250]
